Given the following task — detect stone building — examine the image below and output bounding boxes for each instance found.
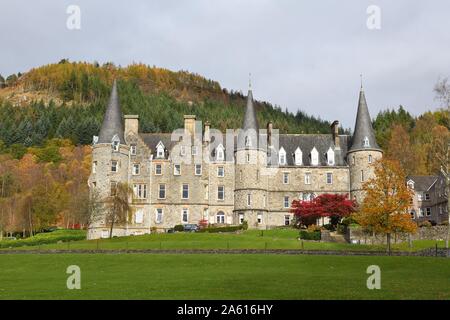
[407,175,449,225]
[87,80,382,239]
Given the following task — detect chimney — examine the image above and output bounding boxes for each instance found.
[204,121,211,143]
[184,115,196,137]
[267,121,273,146]
[331,120,340,149]
[124,115,139,135]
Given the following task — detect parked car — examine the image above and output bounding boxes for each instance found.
[183,224,199,233]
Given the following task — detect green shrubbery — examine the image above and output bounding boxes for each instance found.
[174,225,185,232]
[198,225,244,234]
[0,229,86,249]
[299,230,321,241]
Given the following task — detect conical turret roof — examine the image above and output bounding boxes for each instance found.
[98,80,125,144]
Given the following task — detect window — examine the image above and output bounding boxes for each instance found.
[218,186,225,200]
[247,194,252,206]
[327,148,335,166]
[239,213,245,224]
[294,148,302,166]
[158,184,166,199]
[425,193,430,201]
[135,210,144,224]
[217,166,225,177]
[182,209,189,224]
[92,161,97,173]
[410,211,416,219]
[418,193,423,201]
[111,160,118,172]
[216,145,224,161]
[157,146,165,158]
[182,184,189,199]
[156,209,163,224]
[419,208,424,217]
[91,181,96,188]
[155,164,162,175]
[263,194,266,208]
[245,136,251,147]
[112,140,119,152]
[352,156,356,165]
[360,170,364,182]
[195,164,202,176]
[279,148,286,165]
[110,182,117,196]
[192,146,198,156]
[256,170,260,181]
[247,153,251,163]
[284,196,290,209]
[130,144,137,155]
[133,184,147,199]
[216,211,225,224]
[174,164,181,176]
[180,146,186,156]
[305,172,311,185]
[132,164,140,175]
[326,173,333,185]
[284,215,290,226]
[368,154,373,164]
[426,208,431,216]
[363,136,370,148]
[310,147,319,166]
[257,213,263,224]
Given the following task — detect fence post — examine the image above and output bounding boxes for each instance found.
[301,240,304,250]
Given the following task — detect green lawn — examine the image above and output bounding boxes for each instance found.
[0,229,445,252]
[0,254,448,300]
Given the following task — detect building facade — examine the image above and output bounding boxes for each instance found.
[87,80,383,239]
[407,175,449,225]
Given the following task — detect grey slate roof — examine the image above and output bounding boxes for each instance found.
[407,176,438,191]
[98,80,125,144]
[349,89,381,152]
[242,90,259,132]
[276,134,350,166]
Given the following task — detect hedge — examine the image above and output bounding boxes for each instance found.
[198,225,244,233]
[299,230,321,241]
[0,229,86,249]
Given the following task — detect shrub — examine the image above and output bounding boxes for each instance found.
[198,225,243,233]
[323,224,335,231]
[299,230,321,241]
[307,224,321,232]
[174,225,184,232]
[242,221,249,231]
[0,229,86,249]
[419,220,432,228]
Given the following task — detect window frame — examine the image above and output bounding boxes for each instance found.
[182,184,189,200]
[158,184,166,200]
[217,185,225,201]
[174,164,181,176]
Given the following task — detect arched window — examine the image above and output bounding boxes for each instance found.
[294,147,302,166]
[326,147,335,166]
[245,136,251,147]
[216,144,225,161]
[363,136,370,148]
[112,135,120,152]
[216,211,225,224]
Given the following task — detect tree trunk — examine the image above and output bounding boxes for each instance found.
[109,214,115,239]
[372,230,375,245]
[387,233,391,255]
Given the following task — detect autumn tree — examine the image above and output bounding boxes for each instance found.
[385,124,417,175]
[292,194,357,228]
[105,182,134,239]
[353,159,417,253]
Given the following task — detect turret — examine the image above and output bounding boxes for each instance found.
[234,84,268,228]
[348,84,383,203]
[88,80,130,239]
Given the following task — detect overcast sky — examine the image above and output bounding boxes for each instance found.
[1,0,449,129]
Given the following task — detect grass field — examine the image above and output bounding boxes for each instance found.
[0,229,445,252]
[0,254,448,300]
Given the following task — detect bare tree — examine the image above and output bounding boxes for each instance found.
[105,183,134,239]
[434,77,450,252]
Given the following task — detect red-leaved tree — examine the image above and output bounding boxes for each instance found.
[291,194,357,227]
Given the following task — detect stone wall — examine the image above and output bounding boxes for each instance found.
[349,225,449,244]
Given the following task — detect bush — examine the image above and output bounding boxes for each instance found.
[242,221,249,231]
[299,230,321,241]
[323,224,335,231]
[198,225,244,233]
[307,224,321,232]
[174,225,184,232]
[0,229,86,249]
[419,220,432,228]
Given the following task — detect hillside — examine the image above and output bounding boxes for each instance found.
[0,61,338,149]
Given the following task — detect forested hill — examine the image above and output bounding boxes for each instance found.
[0,60,339,150]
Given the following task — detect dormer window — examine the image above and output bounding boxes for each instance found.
[363,136,370,148]
[407,180,415,190]
[216,144,225,162]
[130,144,137,155]
[156,142,165,159]
[310,147,319,166]
[294,147,302,166]
[326,147,335,166]
[279,147,287,165]
[112,135,120,152]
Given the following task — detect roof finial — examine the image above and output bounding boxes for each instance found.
[249,72,252,90]
[360,74,363,90]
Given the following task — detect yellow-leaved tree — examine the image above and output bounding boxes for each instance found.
[354,158,417,253]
